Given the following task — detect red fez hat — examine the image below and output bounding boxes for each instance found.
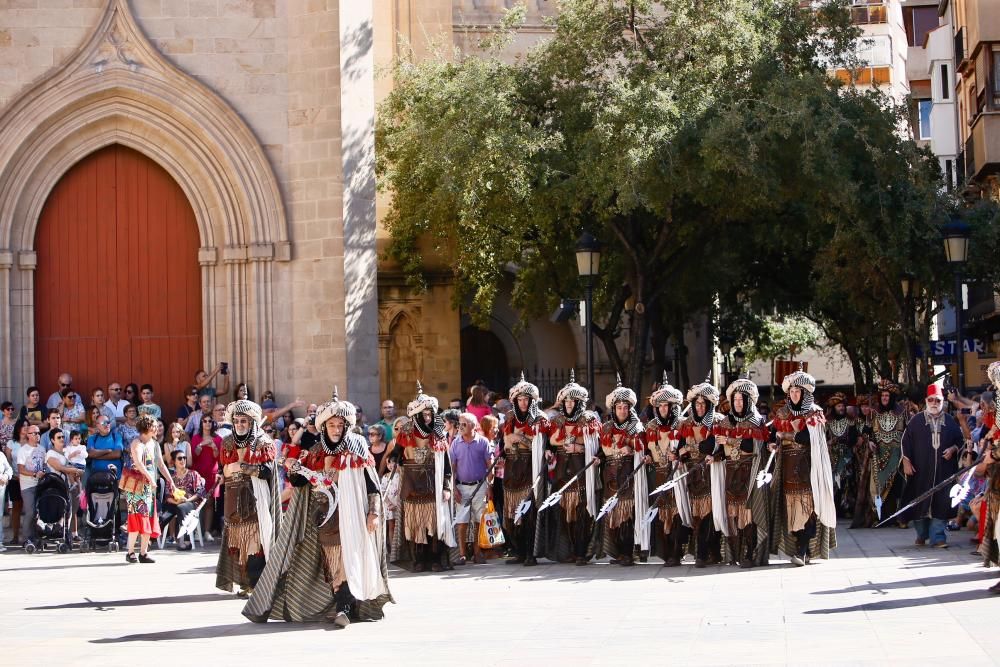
[926,384,943,400]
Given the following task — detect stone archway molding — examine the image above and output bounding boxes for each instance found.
[0,0,289,397]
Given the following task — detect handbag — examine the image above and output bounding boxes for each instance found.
[118,467,146,494]
[477,499,505,550]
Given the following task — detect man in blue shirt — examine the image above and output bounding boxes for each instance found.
[87,416,124,478]
[451,412,494,564]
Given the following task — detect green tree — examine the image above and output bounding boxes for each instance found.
[376,0,966,395]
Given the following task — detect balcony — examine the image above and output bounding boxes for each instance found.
[834,66,892,86]
[965,112,1000,181]
[851,4,888,25]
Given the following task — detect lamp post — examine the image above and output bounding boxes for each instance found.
[900,271,916,385]
[719,337,733,387]
[942,218,971,393]
[575,232,602,398]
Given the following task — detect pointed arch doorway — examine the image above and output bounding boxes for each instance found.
[34,144,202,417]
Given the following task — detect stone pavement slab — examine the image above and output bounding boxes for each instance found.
[1,521,998,665]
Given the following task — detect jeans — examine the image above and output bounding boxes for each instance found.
[20,485,36,543]
[913,517,948,545]
[0,484,6,545]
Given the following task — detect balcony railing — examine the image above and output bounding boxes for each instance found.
[851,4,887,25]
[834,66,892,86]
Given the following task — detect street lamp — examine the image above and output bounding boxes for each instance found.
[719,337,733,386]
[575,231,602,398]
[900,271,916,300]
[942,217,971,393]
[733,349,746,376]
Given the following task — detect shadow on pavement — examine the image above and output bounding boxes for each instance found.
[812,569,998,595]
[389,558,792,583]
[803,588,992,614]
[27,593,235,611]
[91,621,335,642]
[0,561,122,573]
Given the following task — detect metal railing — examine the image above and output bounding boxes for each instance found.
[507,367,581,406]
[851,4,887,25]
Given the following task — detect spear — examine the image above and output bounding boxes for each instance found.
[538,459,599,513]
[595,459,645,523]
[874,457,982,528]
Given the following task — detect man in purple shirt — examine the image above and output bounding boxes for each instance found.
[451,412,493,564]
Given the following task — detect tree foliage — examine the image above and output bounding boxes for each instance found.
[376,0,1000,394]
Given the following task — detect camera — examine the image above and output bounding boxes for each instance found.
[220,361,229,376]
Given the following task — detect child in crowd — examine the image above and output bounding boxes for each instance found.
[65,430,88,474]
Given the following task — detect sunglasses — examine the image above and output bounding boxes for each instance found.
[98,421,111,426]
[2,406,13,411]
[27,431,40,436]
[53,434,64,440]
[110,387,121,392]
[59,382,71,388]
[175,455,187,460]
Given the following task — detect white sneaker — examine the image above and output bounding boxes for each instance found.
[333,611,351,628]
[0,545,7,553]
[790,555,805,567]
[206,533,215,543]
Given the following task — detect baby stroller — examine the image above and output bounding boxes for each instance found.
[26,473,73,554]
[84,468,121,553]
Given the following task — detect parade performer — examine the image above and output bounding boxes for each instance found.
[899,383,963,548]
[850,394,876,527]
[868,379,907,525]
[244,391,393,626]
[680,377,725,568]
[391,383,456,572]
[770,367,837,566]
[976,361,1000,594]
[825,392,859,517]
[537,370,601,565]
[643,374,691,566]
[215,400,279,597]
[718,375,772,568]
[499,373,548,566]
[594,376,645,566]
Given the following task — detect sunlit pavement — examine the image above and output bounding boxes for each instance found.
[3,521,999,665]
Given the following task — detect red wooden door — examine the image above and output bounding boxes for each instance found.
[34,144,202,419]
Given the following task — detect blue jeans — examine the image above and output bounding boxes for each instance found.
[913,517,947,545]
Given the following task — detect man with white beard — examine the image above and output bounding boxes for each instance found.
[899,383,964,548]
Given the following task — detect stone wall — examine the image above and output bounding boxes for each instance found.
[0,0,381,413]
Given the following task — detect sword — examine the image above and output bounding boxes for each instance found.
[755,449,776,488]
[279,457,337,526]
[538,459,599,513]
[658,418,773,496]
[949,466,975,508]
[595,459,645,523]
[874,457,982,528]
[178,497,207,541]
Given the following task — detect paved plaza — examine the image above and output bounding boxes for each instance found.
[3,523,999,666]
